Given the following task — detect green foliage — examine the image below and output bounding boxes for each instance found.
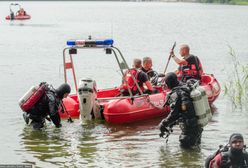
[200,0,230,3]
[200,0,248,4]
[224,47,248,108]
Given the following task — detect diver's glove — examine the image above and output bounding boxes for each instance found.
[159,119,170,138]
[50,113,61,128]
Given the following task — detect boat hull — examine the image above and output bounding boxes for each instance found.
[103,92,169,124]
[200,74,221,103]
[61,73,221,124]
[5,15,31,20]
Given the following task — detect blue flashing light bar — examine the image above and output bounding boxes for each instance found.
[95,39,114,46]
[67,40,76,46]
[67,39,114,47]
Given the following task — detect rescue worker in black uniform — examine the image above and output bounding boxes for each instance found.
[208,133,248,168]
[23,83,71,130]
[141,57,159,86]
[159,72,203,148]
[10,10,15,20]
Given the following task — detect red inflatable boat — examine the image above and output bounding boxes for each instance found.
[5,14,31,20]
[5,3,31,20]
[59,39,221,124]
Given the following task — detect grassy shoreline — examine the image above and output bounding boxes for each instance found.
[200,0,248,5]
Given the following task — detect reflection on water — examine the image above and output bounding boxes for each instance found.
[18,117,209,167]
[9,23,58,27]
[15,104,248,167]
[159,145,203,168]
[18,119,164,167]
[20,127,72,167]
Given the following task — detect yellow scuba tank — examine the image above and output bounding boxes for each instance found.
[197,86,212,122]
[190,86,208,127]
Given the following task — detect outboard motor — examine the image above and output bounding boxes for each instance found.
[77,78,101,124]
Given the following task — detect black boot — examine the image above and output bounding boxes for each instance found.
[30,120,45,130]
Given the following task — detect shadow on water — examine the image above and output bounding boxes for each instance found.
[9,22,58,28]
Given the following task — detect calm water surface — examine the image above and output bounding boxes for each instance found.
[0,1,248,167]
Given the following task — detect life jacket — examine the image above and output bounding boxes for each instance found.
[121,69,143,94]
[177,55,203,81]
[19,83,48,112]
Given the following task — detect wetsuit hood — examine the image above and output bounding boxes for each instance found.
[229,133,244,155]
[229,133,244,144]
[55,83,71,99]
[164,72,179,89]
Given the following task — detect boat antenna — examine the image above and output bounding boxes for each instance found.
[111,23,114,39]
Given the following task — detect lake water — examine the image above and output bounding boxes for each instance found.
[0,1,248,167]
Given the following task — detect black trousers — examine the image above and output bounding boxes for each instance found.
[27,109,46,130]
[179,125,203,148]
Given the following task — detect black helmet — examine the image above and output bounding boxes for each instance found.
[164,72,179,89]
[55,83,71,99]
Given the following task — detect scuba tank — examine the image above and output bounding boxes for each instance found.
[77,78,101,124]
[18,83,47,112]
[197,86,212,121]
[190,82,208,127]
